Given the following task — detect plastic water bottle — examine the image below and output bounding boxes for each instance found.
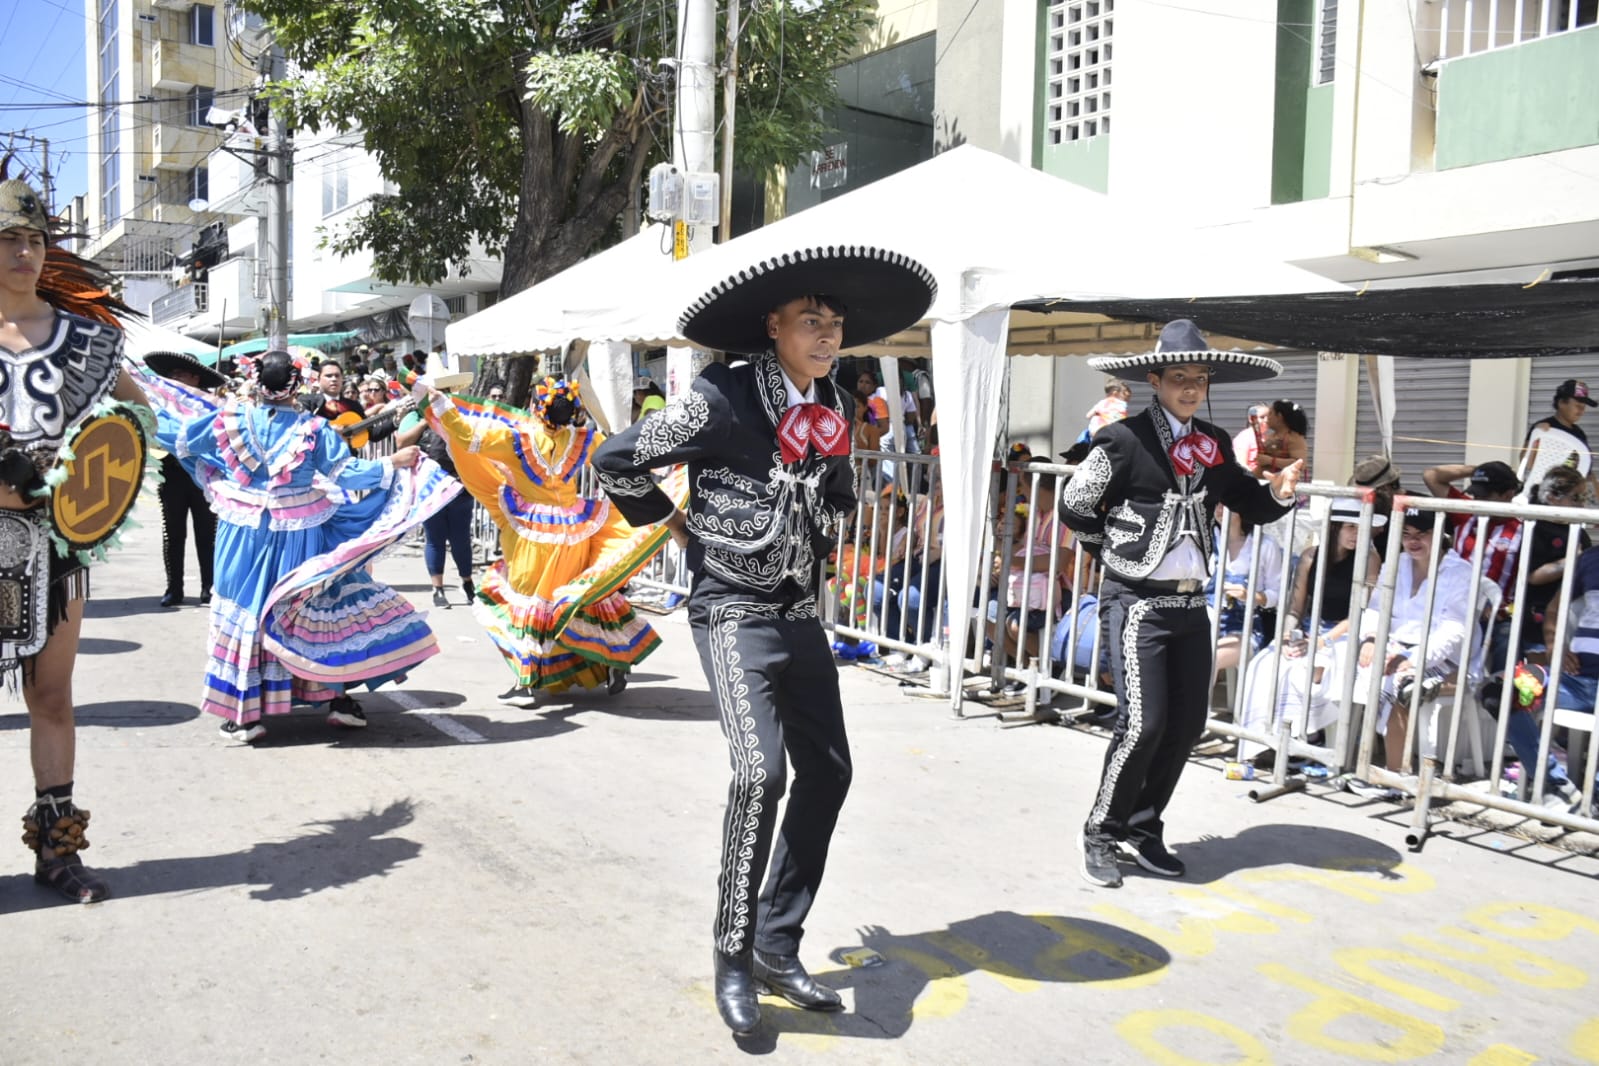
[1224,762,1256,781]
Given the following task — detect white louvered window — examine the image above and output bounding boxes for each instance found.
[1314,0,1337,85]
[1044,0,1114,146]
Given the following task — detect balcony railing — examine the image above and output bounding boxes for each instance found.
[152,283,209,327]
[1434,0,1596,61]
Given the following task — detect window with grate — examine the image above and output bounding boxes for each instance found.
[1314,0,1337,85]
[1044,0,1113,146]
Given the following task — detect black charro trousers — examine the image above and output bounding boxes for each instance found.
[689,575,852,958]
[1085,578,1214,846]
[159,453,215,598]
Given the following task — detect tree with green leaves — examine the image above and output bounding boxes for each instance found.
[254,0,874,299]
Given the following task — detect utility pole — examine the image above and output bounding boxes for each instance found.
[262,45,291,352]
[718,0,738,244]
[674,0,716,256]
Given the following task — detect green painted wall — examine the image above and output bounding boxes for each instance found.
[1042,136,1111,193]
[1271,0,1315,203]
[1437,26,1599,170]
[1302,82,1334,200]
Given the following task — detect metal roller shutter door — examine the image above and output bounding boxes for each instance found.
[1355,357,1474,480]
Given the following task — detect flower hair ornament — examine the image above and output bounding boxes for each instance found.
[532,377,582,422]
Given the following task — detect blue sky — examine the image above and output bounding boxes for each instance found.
[1,0,93,207]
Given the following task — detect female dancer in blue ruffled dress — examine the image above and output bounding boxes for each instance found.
[150,349,459,743]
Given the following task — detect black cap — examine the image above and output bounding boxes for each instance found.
[1555,379,1597,407]
[1467,461,1520,498]
[1401,507,1433,531]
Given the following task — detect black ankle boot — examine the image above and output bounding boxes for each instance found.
[713,949,760,1035]
[753,949,843,1011]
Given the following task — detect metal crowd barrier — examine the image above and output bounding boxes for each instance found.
[832,450,1599,848]
[1353,493,1599,847]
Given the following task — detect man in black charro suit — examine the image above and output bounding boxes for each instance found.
[593,245,935,1036]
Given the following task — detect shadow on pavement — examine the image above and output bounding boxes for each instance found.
[733,910,1170,1050]
[77,637,142,655]
[1168,823,1404,885]
[0,800,421,912]
[0,699,200,731]
[81,597,165,621]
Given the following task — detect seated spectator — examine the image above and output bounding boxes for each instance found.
[1233,404,1269,473]
[878,484,946,671]
[1210,505,1284,674]
[1530,541,1599,810]
[1422,460,1524,641]
[1252,399,1310,480]
[1351,454,1405,518]
[1237,500,1383,763]
[1356,508,1474,773]
[1510,467,1594,661]
[984,498,1066,694]
[632,375,665,421]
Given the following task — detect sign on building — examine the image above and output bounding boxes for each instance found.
[811,143,848,190]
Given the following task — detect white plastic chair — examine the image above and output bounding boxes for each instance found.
[1550,594,1596,806]
[1418,580,1500,778]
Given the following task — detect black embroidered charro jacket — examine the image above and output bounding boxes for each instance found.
[592,354,856,596]
[1057,400,1291,583]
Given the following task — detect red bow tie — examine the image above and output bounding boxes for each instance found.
[1168,432,1222,476]
[777,403,850,465]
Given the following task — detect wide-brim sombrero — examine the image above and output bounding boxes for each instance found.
[678,246,937,355]
[1087,319,1282,384]
[144,350,228,390]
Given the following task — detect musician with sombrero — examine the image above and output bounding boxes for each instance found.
[145,351,225,608]
[593,245,936,1035]
[1058,319,1302,890]
[0,177,154,904]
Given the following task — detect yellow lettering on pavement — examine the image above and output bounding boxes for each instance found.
[1333,948,1495,1012]
[1027,914,1168,990]
[922,931,1039,994]
[1401,929,1587,990]
[1116,1009,1273,1066]
[1259,963,1445,1061]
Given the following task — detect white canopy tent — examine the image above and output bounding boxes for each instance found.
[664,147,1346,709]
[446,146,1349,709]
[120,318,223,363]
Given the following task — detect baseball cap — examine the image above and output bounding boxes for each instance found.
[1401,507,1434,531]
[1555,379,1597,407]
[1467,461,1520,498]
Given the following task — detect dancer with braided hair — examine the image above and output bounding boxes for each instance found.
[422,377,667,705]
[0,179,152,903]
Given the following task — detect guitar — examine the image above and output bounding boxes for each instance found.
[330,397,418,451]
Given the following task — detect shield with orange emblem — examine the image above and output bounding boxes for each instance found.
[49,406,148,552]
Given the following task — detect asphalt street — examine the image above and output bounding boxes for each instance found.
[4,511,1598,1065]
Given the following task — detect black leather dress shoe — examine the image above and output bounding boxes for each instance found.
[199,588,212,605]
[159,591,182,608]
[713,949,760,1035]
[753,949,843,1011]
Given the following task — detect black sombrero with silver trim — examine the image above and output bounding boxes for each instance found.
[1087,319,1282,384]
[144,350,228,390]
[678,245,937,355]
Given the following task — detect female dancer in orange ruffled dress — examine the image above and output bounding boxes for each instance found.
[423,377,672,705]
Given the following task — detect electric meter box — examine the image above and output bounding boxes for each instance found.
[683,172,721,226]
[648,163,683,220]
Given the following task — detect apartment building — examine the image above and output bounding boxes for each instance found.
[786,0,1598,477]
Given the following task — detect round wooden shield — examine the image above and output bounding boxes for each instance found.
[49,407,147,551]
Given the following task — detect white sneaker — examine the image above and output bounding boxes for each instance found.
[219,720,267,744]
